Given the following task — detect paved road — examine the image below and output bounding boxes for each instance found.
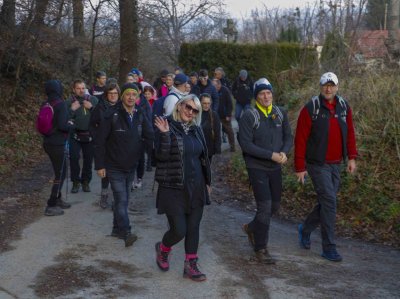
[0,153,399,298]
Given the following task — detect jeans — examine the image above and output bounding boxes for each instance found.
[69,137,94,183]
[43,143,67,206]
[247,168,282,251]
[162,207,204,254]
[303,163,341,251]
[235,103,251,122]
[108,168,136,234]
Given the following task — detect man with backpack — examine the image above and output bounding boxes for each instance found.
[163,73,189,116]
[39,80,75,216]
[295,72,358,262]
[238,78,293,264]
[66,79,98,193]
[232,69,253,122]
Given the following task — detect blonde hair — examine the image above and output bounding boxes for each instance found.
[172,94,202,126]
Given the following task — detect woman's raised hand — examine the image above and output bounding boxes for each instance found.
[154,116,169,133]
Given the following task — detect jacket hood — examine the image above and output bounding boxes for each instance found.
[45,80,63,100]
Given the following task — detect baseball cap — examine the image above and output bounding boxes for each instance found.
[320,72,338,85]
[174,73,188,85]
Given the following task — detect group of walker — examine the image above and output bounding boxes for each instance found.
[39,69,357,282]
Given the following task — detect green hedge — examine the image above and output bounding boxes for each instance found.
[179,41,317,84]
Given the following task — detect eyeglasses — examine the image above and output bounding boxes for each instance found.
[183,103,200,114]
[199,76,208,80]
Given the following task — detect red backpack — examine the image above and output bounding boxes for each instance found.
[36,99,62,135]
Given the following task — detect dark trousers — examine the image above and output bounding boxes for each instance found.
[101,177,109,189]
[69,137,94,183]
[162,207,204,254]
[303,163,340,251]
[108,168,135,234]
[43,143,66,207]
[247,168,282,251]
[136,150,145,180]
[220,118,235,150]
[235,103,251,122]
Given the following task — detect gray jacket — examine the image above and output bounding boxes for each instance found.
[238,106,293,170]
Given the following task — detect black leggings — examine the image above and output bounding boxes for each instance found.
[43,143,67,207]
[162,207,204,254]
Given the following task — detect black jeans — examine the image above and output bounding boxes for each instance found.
[43,143,67,207]
[303,163,341,251]
[247,167,282,251]
[162,207,204,254]
[69,137,94,183]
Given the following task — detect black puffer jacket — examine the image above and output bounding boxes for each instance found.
[155,119,211,189]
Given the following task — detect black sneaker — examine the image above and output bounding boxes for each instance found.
[82,181,91,192]
[71,181,80,193]
[124,232,138,247]
[44,206,64,216]
[321,249,343,262]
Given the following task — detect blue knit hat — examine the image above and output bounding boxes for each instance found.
[253,78,273,98]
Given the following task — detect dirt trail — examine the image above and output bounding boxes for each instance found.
[0,151,399,298]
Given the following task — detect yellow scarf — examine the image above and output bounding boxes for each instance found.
[256,101,272,117]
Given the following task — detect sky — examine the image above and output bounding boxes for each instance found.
[224,0,313,18]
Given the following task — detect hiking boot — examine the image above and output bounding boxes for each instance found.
[298,224,311,249]
[155,242,170,271]
[99,191,108,209]
[123,232,138,247]
[111,228,121,238]
[183,258,206,282]
[71,181,80,193]
[56,196,71,209]
[242,224,255,248]
[44,206,64,216]
[82,181,91,192]
[321,249,343,262]
[253,249,276,264]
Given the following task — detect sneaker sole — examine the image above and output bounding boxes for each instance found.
[155,243,169,272]
[183,273,207,282]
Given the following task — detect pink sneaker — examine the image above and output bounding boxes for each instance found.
[155,242,170,271]
[183,258,206,282]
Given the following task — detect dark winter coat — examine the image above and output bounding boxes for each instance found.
[217,85,233,119]
[65,94,98,131]
[238,105,293,170]
[42,80,74,145]
[232,77,254,106]
[89,98,118,141]
[201,110,222,157]
[192,79,219,112]
[94,102,154,172]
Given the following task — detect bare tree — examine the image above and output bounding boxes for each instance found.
[0,0,16,30]
[141,0,223,64]
[71,0,85,75]
[386,0,400,61]
[119,0,138,84]
[32,0,50,27]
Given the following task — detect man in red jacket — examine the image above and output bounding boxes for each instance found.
[295,72,357,262]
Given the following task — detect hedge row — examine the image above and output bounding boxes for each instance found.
[179,41,318,84]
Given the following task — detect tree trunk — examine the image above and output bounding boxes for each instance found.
[386,0,400,60]
[119,0,139,85]
[32,0,49,27]
[71,0,84,75]
[89,4,101,84]
[0,0,16,29]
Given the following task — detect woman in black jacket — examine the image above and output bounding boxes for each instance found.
[90,82,120,209]
[200,93,221,163]
[153,94,211,282]
[42,80,74,216]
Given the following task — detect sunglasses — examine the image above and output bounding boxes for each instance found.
[183,103,200,114]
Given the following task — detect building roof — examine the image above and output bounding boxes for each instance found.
[356,30,388,59]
